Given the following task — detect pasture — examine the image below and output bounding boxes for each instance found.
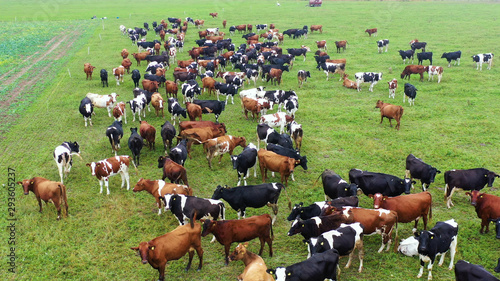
[1,0,499,280]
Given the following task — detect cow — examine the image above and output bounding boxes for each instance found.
[86,155,134,195]
[375,100,404,130]
[455,260,500,281]
[203,135,247,168]
[411,41,427,52]
[415,219,458,281]
[229,243,274,281]
[17,177,68,220]
[181,80,201,104]
[106,120,123,154]
[178,121,227,136]
[286,121,303,152]
[365,28,377,36]
[202,215,273,265]
[319,62,345,81]
[444,168,499,208]
[296,70,311,88]
[310,25,323,33]
[400,64,425,81]
[53,141,82,185]
[342,74,357,90]
[164,194,225,226]
[441,51,461,67]
[99,69,108,87]
[112,101,127,124]
[186,102,202,121]
[496,259,500,273]
[130,69,140,87]
[169,138,188,167]
[133,178,192,215]
[84,63,96,80]
[256,123,293,150]
[150,92,164,118]
[112,66,125,85]
[158,156,188,185]
[139,121,156,150]
[79,97,94,127]
[321,169,358,201]
[214,82,239,105]
[335,40,348,53]
[465,190,500,234]
[349,168,413,196]
[370,192,432,231]
[132,52,150,66]
[417,52,433,65]
[305,223,365,273]
[424,65,444,83]
[121,58,132,74]
[267,249,339,281]
[404,83,417,106]
[266,68,282,86]
[287,198,359,222]
[266,143,307,177]
[377,39,389,53]
[354,72,382,92]
[388,78,398,99]
[192,100,226,122]
[86,92,118,117]
[165,80,179,98]
[142,79,159,93]
[259,112,293,134]
[258,149,299,187]
[128,128,143,166]
[129,95,145,122]
[167,98,187,126]
[230,143,258,186]
[178,127,226,158]
[398,235,419,257]
[405,154,441,191]
[399,49,415,64]
[130,222,203,281]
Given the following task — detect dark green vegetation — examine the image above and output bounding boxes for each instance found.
[1,1,499,280]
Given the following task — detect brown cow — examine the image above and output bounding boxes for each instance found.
[154,43,161,55]
[17,177,68,220]
[84,63,96,80]
[342,74,357,89]
[160,29,166,42]
[86,156,134,195]
[158,156,188,185]
[177,59,195,68]
[266,68,282,86]
[222,20,227,28]
[131,222,203,281]
[195,19,205,28]
[316,40,327,50]
[247,24,253,32]
[310,25,323,33]
[142,79,159,92]
[203,135,247,168]
[202,214,273,265]
[400,65,425,81]
[133,178,193,215]
[179,121,226,135]
[165,80,178,98]
[179,127,226,158]
[370,192,432,231]
[375,100,404,131]
[258,149,299,187]
[186,102,203,121]
[140,121,156,150]
[221,51,234,60]
[365,28,378,36]
[466,190,500,234]
[121,58,132,74]
[112,101,127,124]
[201,76,216,96]
[315,50,328,57]
[198,30,208,38]
[132,52,150,66]
[242,97,262,121]
[209,12,218,18]
[113,65,125,85]
[206,35,224,42]
[151,92,165,117]
[335,40,348,53]
[121,48,129,59]
[235,24,247,33]
[229,243,274,281]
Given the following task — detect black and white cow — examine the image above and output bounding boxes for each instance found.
[214,82,239,104]
[399,49,415,64]
[160,120,176,153]
[267,249,339,281]
[472,53,494,71]
[53,141,82,184]
[415,219,458,281]
[348,168,414,196]
[167,98,187,126]
[129,95,145,122]
[404,83,418,106]
[405,154,441,191]
[137,40,159,52]
[454,260,500,281]
[305,223,364,273]
[286,121,303,151]
[288,212,347,240]
[164,194,225,225]
[105,120,123,154]
[255,24,268,33]
[321,169,358,201]
[245,68,259,86]
[417,52,433,65]
[319,62,345,81]
[411,41,427,52]
[377,39,389,53]
[230,143,258,186]
[192,100,226,122]
[354,72,383,92]
[100,69,108,87]
[284,97,298,119]
[444,168,499,208]
[169,138,188,166]
[128,127,144,166]
[181,80,201,103]
[256,123,293,150]
[211,183,285,224]
[131,69,141,87]
[79,97,94,127]
[133,88,153,112]
[441,51,461,67]
[286,199,359,221]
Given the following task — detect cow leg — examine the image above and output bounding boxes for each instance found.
[447,238,457,270]
[291,172,295,181]
[99,180,104,194]
[224,244,231,265]
[481,217,489,233]
[268,203,278,225]
[105,179,110,195]
[186,248,194,271]
[258,237,265,256]
[36,196,43,213]
[158,264,166,281]
[53,198,62,220]
[446,187,455,208]
[195,245,204,271]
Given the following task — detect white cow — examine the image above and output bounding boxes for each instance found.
[472,53,494,70]
[85,92,118,117]
[53,142,82,184]
[424,66,443,83]
[259,112,293,134]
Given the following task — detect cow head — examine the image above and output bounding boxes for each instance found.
[86,162,98,176]
[132,178,146,192]
[157,156,167,168]
[130,241,152,264]
[370,193,385,209]
[211,185,227,200]
[17,179,35,195]
[414,230,433,256]
[230,155,239,170]
[486,171,499,187]
[229,242,249,262]
[427,167,441,184]
[307,235,331,257]
[465,190,483,206]
[403,178,414,194]
[287,218,304,236]
[298,155,308,170]
[201,219,216,237]
[287,202,304,221]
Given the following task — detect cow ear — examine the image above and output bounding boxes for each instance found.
[266,269,275,275]
[243,242,249,248]
[86,163,91,167]
[130,247,139,251]
[412,181,417,184]
[368,194,374,198]
[414,231,420,238]
[465,192,471,197]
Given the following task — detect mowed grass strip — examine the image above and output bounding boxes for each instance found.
[1,1,499,281]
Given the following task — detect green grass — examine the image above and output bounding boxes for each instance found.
[1,1,500,280]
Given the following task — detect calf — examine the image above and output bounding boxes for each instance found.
[342,74,357,90]
[365,28,378,37]
[388,78,398,99]
[164,194,225,225]
[167,98,187,126]
[140,121,156,150]
[444,168,499,208]
[405,154,441,191]
[400,64,425,81]
[202,215,273,265]
[86,155,134,195]
[375,100,404,130]
[85,92,118,118]
[157,156,188,185]
[130,222,203,281]
[377,39,389,53]
[100,69,108,87]
[404,83,417,106]
[399,49,415,64]
[424,65,443,83]
[53,141,82,184]
[84,63,96,80]
[106,120,123,154]
[230,143,258,186]
[128,128,144,166]
[17,177,68,220]
[112,101,127,124]
[296,70,310,88]
[113,65,125,85]
[411,41,427,52]
[321,169,358,201]
[455,260,500,281]
[133,178,192,215]
[131,69,141,87]
[415,219,458,281]
[79,97,94,127]
[441,51,461,67]
[354,72,382,92]
[417,52,433,65]
[258,149,299,187]
[229,243,274,281]
[287,121,303,152]
[335,40,348,53]
[465,190,500,234]
[203,135,247,168]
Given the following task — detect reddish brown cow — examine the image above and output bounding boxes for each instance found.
[195,19,205,28]
[198,30,208,38]
[154,43,161,55]
[222,20,227,28]
[132,52,150,66]
[365,28,378,36]
[142,79,159,92]
[201,214,273,265]
[160,30,166,42]
[201,77,216,96]
[229,243,274,281]
[17,177,68,220]
[316,40,327,50]
[335,40,348,53]
[247,24,253,32]
[140,121,156,150]
[370,192,432,231]
[209,12,218,18]
[131,222,203,281]
[266,68,282,86]
[112,101,127,124]
[203,135,247,168]
[113,65,125,85]
[326,58,347,65]
[84,63,96,80]
[179,127,226,158]
[342,74,357,89]
[400,65,425,81]
[121,58,132,74]
[222,51,235,60]
[235,24,247,33]
[188,48,201,60]
[242,97,262,121]
[206,35,224,42]
[158,156,189,185]
[179,121,226,135]
[315,50,328,57]
[165,80,178,98]
[310,25,323,33]
[186,102,203,121]
[258,149,299,187]
[177,59,195,68]
[466,190,500,234]
[133,178,193,215]
[121,49,129,59]
[375,100,404,131]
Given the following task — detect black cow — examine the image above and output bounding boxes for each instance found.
[267,249,339,281]
[192,100,226,122]
[293,29,307,39]
[242,32,256,40]
[145,55,169,66]
[256,123,293,150]
[100,69,108,87]
[131,69,140,87]
[444,168,499,208]
[405,154,441,191]
[79,97,94,127]
[164,194,225,225]
[266,143,307,172]
[288,211,346,240]
[160,120,176,152]
[411,41,427,52]
[287,48,308,61]
[144,73,166,86]
[230,143,258,186]
[169,138,188,166]
[128,128,143,166]
[319,62,345,81]
[173,71,197,83]
[404,83,418,106]
[441,51,461,67]
[454,260,500,281]
[415,219,458,280]
[167,17,180,24]
[181,80,201,103]
[167,98,187,126]
[137,40,160,51]
[143,22,149,30]
[377,39,389,53]
[211,183,285,224]
[348,168,414,196]
[105,120,123,154]
[283,29,299,38]
[399,49,414,64]
[417,52,433,65]
[321,169,358,200]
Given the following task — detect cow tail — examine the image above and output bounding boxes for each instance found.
[219,202,225,220]
[269,215,274,240]
[59,184,68,217]
[311,173,322,189]
[129,156,138,175]
[190,210,197,228]
[399,107,404,118]
[428,202,432,222]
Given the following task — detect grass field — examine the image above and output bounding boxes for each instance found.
[1,0,500,280]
